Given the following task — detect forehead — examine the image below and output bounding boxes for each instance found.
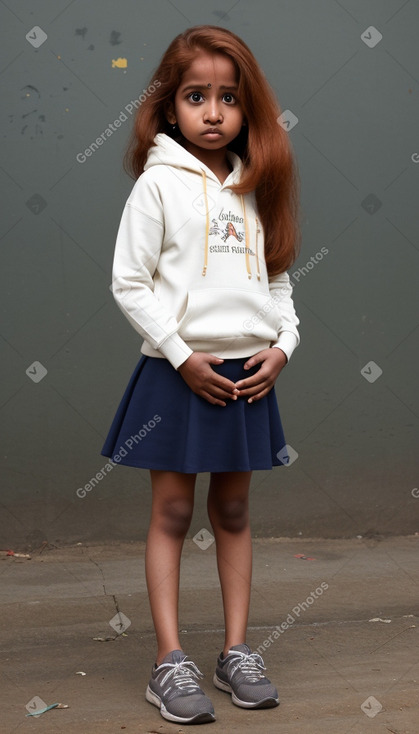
[180,51,237,85]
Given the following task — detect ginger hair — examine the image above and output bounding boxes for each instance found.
[123,25,301,275]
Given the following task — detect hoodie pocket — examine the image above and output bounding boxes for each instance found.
[177,287,282,342]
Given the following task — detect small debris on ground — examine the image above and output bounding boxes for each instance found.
[1,550,31,559]
[26,702,69,717]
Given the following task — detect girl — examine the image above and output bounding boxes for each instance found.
[102,25,301,725]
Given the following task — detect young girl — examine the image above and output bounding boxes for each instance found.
[102,25,301,725]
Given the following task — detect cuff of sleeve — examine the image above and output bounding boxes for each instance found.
[158,332,193,370]
[271,331,300,363]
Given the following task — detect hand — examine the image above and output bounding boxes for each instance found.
[178,352,239,407]
[234,348,287,403]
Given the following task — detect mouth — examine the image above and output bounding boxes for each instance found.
[202,129,222,137]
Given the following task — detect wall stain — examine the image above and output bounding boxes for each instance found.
[73,26,123,48]
[75,27,94,49]
[112,58,127,69]
[20,85,45,137]
[22,84,40,99]
[110,31,122,45]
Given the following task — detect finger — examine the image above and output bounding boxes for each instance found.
[235,371,268,390]
[206,382,238,400]
[200,390,227,407]
[246,385,273,403]
[236,378,273,398]
[209,371,238,392]
[243,352,267,371]
[206,354,225,364]
[212,375,238,392]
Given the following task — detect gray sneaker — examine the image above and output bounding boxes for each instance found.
[146,649,215,723]
[213,643,279,708]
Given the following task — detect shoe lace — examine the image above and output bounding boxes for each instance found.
[158,658,204,693]
[229,651,267,683]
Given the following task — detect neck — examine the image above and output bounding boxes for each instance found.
[182,141,231,174]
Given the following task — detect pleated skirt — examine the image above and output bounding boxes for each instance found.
[101,355,289,473]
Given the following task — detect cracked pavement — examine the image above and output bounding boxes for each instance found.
[1,536,418,733]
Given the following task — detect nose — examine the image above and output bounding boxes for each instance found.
[204,96,222,123]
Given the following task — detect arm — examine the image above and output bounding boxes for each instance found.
[111,177,193,370]
[268,270,300,363]
[234,270,300,402]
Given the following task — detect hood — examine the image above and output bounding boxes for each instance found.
[144,133,261,280]
[145,132,243,181]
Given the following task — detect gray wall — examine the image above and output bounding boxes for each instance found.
[1,0,418,549]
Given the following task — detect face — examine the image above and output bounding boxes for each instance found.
[167,51,244,161]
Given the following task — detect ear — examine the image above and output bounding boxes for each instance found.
[165,101,176,125]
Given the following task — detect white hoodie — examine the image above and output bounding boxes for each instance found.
[111,133,300,370]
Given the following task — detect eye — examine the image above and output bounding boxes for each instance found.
[188,91,204,103]
[223,93,236,104]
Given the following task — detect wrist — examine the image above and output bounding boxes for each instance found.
[272,346,288,364]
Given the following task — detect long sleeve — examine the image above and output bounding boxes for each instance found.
[268,270,300,361]
[111,181,193,370]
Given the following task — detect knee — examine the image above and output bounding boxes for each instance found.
[157,498,194,537]
[210,498,249,533]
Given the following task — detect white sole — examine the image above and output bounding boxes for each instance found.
[145,684,216,723]
[213,673,279,708]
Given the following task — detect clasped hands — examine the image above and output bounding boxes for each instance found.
[177,348,287,407]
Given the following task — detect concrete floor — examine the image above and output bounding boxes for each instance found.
[1,535,418,733]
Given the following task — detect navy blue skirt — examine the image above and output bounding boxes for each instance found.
[101,355,289,473]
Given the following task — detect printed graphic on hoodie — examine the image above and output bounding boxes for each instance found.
[209,209,256,256]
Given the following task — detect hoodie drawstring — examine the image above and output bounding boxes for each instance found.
[254,216,261,281]
[201,170,260,280]
[201,170,210,276]
[240,194,251,280]
[241,195,260,281]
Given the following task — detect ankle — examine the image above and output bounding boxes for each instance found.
[223,641,246,657]
[156,647,183,666]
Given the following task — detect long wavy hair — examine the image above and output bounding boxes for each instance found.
[123,25,301,275]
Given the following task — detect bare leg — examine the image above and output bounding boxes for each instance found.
[145,470,196,665]
[207,471,252,656]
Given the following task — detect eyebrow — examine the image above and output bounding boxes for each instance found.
[180,84,238,92]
